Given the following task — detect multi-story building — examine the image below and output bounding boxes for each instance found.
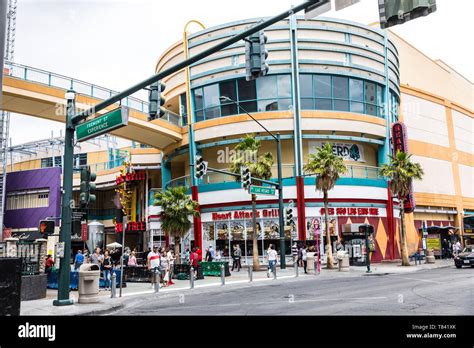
[4,16,473,264]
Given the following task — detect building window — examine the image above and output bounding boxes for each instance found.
[41,156,62,168]
[192,74,391,122]
[6,189,50,210]
[179,93,188,126]
[74,153,87,166]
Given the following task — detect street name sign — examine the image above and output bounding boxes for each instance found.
[305,0,331,20]
[250,185,276,196]
[76,107,129,142]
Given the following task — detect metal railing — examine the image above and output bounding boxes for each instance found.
[165,165,384,189]
[3,62,183,127]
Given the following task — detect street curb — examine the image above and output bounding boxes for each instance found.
[74,301,126,316]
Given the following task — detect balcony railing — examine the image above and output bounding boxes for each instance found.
[3,62,182,127]
[165,165,384,189]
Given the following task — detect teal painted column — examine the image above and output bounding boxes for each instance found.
[378,32,392,166]
[161,155,171,190]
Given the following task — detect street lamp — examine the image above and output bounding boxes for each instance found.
[219,96,286,269]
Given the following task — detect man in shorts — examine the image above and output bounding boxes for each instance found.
[147,246,161,288]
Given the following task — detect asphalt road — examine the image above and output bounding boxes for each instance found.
[114,267,473,316]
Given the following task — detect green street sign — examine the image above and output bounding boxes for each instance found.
[250,185,275,196]
[76,107,129,142]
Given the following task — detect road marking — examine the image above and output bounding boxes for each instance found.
[391,276,445,284]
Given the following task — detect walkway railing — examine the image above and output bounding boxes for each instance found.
[165,165,384,189]
[3,62,182,127]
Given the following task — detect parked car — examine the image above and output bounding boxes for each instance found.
[454,246,474,268]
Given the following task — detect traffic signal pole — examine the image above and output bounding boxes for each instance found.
[53,90,76,306]
[276,134,286,269]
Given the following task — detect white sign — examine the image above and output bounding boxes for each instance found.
[56,242,65,258]
[309,141,366,162]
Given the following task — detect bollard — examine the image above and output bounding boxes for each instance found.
[273,263,277,280]
[111,272,116,298]
[154,267,159,293]
[314,260,319,276]
[220,264,225,286]
[190,267,194,289]
[248,266,253,282]
[294,261,299,277]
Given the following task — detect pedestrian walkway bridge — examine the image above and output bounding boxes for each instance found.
[1,62,183,149]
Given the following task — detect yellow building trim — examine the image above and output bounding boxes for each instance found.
[408,140,474,167]
[414,193,457,207]
[130,148,161,155]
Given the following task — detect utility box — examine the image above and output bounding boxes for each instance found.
[78,263,100,304]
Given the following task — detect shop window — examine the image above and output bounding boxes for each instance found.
[333,76,349,112]
[219,80,237,116]
[237,79,257,112]
[365,81,377,116]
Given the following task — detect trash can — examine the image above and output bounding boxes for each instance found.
[78,264,101,304]
[337,250,350,271]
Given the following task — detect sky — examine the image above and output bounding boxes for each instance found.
[7,0,474,146]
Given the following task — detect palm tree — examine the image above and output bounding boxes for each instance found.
[230,134,274,271]
[153,186,200,263]
[304,143,347,269]
[380,151,424,266]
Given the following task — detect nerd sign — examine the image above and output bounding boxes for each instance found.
[391,122,415,214]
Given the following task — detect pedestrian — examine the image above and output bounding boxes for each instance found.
[123,247,130,266]
[297,244,303,267]
[196,246,203,262]
[74,250,84,271]
[209,245,215,261]
[147,246,161,289]
[102,250,113,290]
[302,245,308,274]
[291,242,298,264]
[160,249,169,287]
[231,245,237,271]
[90,247,103,265]
[215,248,222,261]
[190,247,199,278]
[234,244,242,272]
[442,239,449,259]
[185,248,190,264]
[45,254,54,274]
[205,247,212,262]
[127,251,138,267]
[455,240,462,257]
[267,244,278,278]
[167,248,176,285]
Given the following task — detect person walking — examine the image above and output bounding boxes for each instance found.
[234,244,242,272]
[267,244,278,278]
[190,247,199,279]
[160,249,169,287]
[167,248,176,285]
[45,254,54,274]
[90,247,103,266]
[231,245,237,271]
[102,250,113,290]
[147,246,161,289]
[205,247,212,262]
[209,245,215,261]
[455,240,462,257]
[302,245,308,274]
[297,244,303,267]
[74,250,84,270]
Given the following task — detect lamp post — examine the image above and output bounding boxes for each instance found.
[219,96,286,269]
[183,20,206,251]
[53,89,76,306]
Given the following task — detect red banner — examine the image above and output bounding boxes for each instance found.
[392,122,415,214]
[81,223,88,241]
[116,171,146,186]
[115,221,146,233]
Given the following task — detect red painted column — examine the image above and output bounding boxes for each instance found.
[296,176,306,242]
[191,186,202,249]
[387,182,395,260]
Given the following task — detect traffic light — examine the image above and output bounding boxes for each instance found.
[148,81,166,121]
[80,165,97,208]
[379,0,437,29]
[240,166,252,192]
[195,155,208,179]
[39,220,55,236]
[245,30,269,81]
[285,207,294,226]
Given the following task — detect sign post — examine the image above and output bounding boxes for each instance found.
[76,107,129,143]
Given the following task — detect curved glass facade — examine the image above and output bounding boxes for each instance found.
[191,74,397,122]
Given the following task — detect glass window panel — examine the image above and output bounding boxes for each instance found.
[219,80,237,101]
[180,93,187,116]
[204,106,220,119]
[258,100,278,112]
[221,103,238,117]
[277,75,291,98]
[364,81,376,105]
[350,79,363,102]
[196,110,204,122]
[203,84,220,107]
[194,88,203,110]
[240,101,257,113]
[300,74,313,98]
[301,98,314,110]
[377,85,383,109]
[334,100,349,112]
[315,98,332,110]
[314,75,331,98]
[366,103,377,116]
[278,98,292,111]
[351,102,364,114]
[257,75,277,100]
[238,79,256,101]
[332,76,349,100]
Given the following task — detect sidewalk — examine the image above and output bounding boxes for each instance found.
[20,259,453,315]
